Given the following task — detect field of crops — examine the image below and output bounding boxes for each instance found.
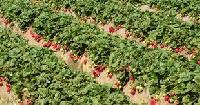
[0,0,200,105]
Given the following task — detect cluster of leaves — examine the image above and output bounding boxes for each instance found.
[0,26,133,105]
[1,0,200,104]
[41,0,200,50]
[0,0,49,30]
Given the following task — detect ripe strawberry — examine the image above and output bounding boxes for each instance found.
[150,41,157,49]
[99,66,106,72]
[92,70,100,77]
[43,40,52,48]
[94,66,100,71]
[160,44,165,48]
[31,33,42,42]
[174,47,183,53]
[149,97,157,105]
[107,72,113,79]
[129,76,135,81]
[174,48,179,53]
[94,65,106,72]
[164,94,170,102]
[69,53,79,61]
[4,19,9,25]
[6,83,11,93]
[130,88,136,96]
[175,48,181,53]
[108,26,115,33]
[74,55,80,61]
[52,44,61,51]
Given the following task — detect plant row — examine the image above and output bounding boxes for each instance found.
[0,26,133,105]
[40,0,200,50]
[130,0,200,19]
[1,0,200,104]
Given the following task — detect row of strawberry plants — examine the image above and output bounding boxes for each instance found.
[129,0,200,19]
[40,0,200,50]
[1,0,200,104]
[0,26,133,105]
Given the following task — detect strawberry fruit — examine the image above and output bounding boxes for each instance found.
[107,72,113,79]
[109,26,115,33]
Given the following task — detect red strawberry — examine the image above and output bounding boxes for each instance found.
[130,88,136,96]
[52,44,61,51]
[94,66,100,71]
[197,60,200,65]
[160,44,165,48]
[149,98,157,105]
[94,65,105,72]
[6,83,11,93]
[174,47,184,53]
[99,66,106,72]
[164,95,170,103]
[107,72,113,79]
[174,48,180,53]
[150,41,157,49]
[35,37,42,42]
[73,55,80,61]
[108,26,115,33]
[129,76,135,81]
[31,33,42,42]
[69,53,74,59]
[92,70,100,77]
[43,40,52,47]
[3,19,9,25]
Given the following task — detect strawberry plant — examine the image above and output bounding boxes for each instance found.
[40,0,200,50]
[0,26,133,105]
[1,0,200,104]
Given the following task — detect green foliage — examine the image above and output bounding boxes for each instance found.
[41,0,200,49]
[1,0,200,104]
[0,26,133,105]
